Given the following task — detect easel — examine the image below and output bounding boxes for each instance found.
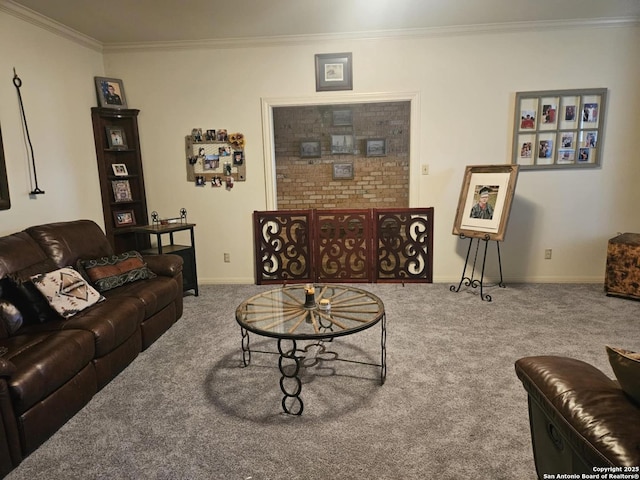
[450,234,505,302]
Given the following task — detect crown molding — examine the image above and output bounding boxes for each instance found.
[1,0,637,55]
[103,17,639,53]
[0,0,102,52]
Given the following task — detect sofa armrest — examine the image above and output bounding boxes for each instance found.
[0,357,16,378]
[143,254,183,277]
[515,356,640,468]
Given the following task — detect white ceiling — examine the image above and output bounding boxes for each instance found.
[5,0,640,46]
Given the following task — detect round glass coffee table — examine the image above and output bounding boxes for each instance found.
[235,284,386,415]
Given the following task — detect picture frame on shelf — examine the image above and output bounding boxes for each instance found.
[315,52,353,92]
[94,77,127,109]
[366,138,387,157]
[111,163,129,176]
[512,88,607,170]
[111,179,133,203]
[332,162,354,180]
[332,109,353,126]
[330,134,355,155]
[300,140,321,158]
[113,209,136,228]
[106,126,128,149]
[452,164,519,242]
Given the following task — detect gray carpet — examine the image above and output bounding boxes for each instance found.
[7,283,640,480]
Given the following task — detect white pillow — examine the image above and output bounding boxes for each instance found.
[30,267,104,318]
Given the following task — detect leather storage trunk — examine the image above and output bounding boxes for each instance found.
[605,232,640,300]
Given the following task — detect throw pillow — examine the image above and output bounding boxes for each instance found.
[606,345,640,405]
[30,267,104,319]
[0,300,23,335]
[79,250,156,292]
[0,277,58,324]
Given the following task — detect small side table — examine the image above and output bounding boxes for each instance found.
[133,223,198,296]
[605,232,640,300]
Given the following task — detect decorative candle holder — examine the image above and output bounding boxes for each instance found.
[303,284,316,309]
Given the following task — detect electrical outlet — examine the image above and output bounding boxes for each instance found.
[421,164,429,175]
[544,249,552,260]
[224,253,230,263]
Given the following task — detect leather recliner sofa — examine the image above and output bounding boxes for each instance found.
[515,356,640,478]
[0,220,184,477]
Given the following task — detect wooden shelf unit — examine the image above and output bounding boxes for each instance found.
[91,107,149,253]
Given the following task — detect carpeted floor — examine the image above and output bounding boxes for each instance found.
[6,282,640,480]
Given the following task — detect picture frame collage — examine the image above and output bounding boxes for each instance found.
[512,88,607,170]
[300,107,388,181]
[185,128,246,189]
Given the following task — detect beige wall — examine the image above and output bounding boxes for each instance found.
[1,7,639,283]
[0,9,105,233]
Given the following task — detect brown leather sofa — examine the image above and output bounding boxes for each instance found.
[515,356,640,478]
[0,220,183,477]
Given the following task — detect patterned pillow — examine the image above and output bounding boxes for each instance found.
[606,345,640,405]
[79,250,156,292]
[30,268,104,319]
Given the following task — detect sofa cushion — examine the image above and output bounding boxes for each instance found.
[1,329,95,415]
[26,220,113,268]
[103,275,179,319]
[30,268,104,319]
[78,251,156,292]
[0,232,50,279]
[606,345,640,405]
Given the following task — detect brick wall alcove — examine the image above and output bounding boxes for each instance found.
[273,101,410,209]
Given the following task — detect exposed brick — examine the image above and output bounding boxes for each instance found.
[274,102,410,209]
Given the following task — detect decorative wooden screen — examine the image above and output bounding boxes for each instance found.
[315,209,371,282]
[253,210,313,284]
[253,208,434,284]
[374,208,433,283]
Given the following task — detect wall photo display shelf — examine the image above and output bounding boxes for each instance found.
[185,128,246,188]
[512,88,607,170]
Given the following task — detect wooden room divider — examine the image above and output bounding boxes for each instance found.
[253,208,434,284]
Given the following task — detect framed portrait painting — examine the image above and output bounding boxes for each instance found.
[452,164,519,241]
[315,53,353,92]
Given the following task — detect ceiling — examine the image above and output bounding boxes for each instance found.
[5,0,640,46]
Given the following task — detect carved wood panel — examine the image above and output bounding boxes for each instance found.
[253,208,433,284]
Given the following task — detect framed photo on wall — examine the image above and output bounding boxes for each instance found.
[366,138,387,157]
[330,134,355,155]
[300,140,321,158]
[315,53,353,92]
[332,162,354,180]
[94,77,127,109]
[512,88,606,170]
[113,209,136,228]
[332,109,353,126]
[452,164,519,241]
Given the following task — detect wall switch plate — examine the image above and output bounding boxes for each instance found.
[421,164,429,175]
[224,253,230,263]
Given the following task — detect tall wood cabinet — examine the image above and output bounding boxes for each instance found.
[91,107,150,253]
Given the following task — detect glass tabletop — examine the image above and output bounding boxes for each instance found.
[235,284,385,340]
